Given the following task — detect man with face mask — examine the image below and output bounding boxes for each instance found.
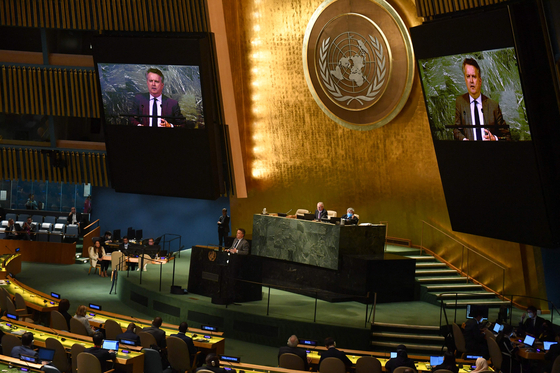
[519,305,545,336]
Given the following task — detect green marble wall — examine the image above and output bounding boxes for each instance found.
[252,214,386,270]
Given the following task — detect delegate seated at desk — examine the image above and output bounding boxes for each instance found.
[518,306,546,337]
[74,305,96,336]
[116,323,141,346]
[314,202,328,221]
[11,332,37,359]
[319,337,352,370]
[278,335,309,370]
[4,219,20,240]
[119,237,137,271]
[84,332,117,372]
[341,207,359,225]
[226,229,249,255]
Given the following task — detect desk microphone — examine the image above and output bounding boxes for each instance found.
[285,209,292,215]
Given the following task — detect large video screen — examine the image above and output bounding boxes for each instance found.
[92,33,225,200]
[411,2,560,247]
[98,63,204,129]
[418,48,531,142]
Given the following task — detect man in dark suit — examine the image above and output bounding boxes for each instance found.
[143,316,167,348]
[463,310,489,358]
[278,335,309,370]
[341,207,359,225]
[67,206,82,225]
[170,322,197,357]
[314,202,328,221]
[11,332,37,358]
[4,218,20,239]
[116,323,141,346]
[454,58,511,141]
[84,332,117,371]
[318,337,352,370]
[519,305,545,336]
[227,228,249,255]
[385,344,416,373]
[129,68,192,128]
[119,236,136,271]
[217,208,230,247]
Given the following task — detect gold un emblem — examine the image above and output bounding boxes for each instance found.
[303,0,415,130]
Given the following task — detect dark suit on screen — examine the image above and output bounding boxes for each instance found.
[278,346,309,370]
[454,93,511,141]
[130,93,192,128]
[315,209,328,220]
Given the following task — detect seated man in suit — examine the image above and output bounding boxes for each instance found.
[170,322,198,360]
[11,332,37,358]
[226,228,249,255]
[116,323,141,346]
[129,68,192,128]
[67,206,82,228]
[4,218,20,240]
[83,332,117,371]
[519,305,546,337]
[314,202,328,221]
[453,58,511,141]
[463,309,489,358]
[21,217,36,241]
[385,344,416,373]
[341,207,359,225]
[119,236,137,271]
[278,335,309,370]
[143,316,167,348]
[318,337,352,370]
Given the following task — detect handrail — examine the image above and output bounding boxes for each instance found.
[83,219,100,231]
[420,220,507,295]
[421,220,506,270]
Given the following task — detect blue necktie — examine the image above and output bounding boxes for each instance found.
[151,98,158,127]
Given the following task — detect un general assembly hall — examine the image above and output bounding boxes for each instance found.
[0,0,559,372]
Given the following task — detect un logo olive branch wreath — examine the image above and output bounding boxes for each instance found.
[319,35,386,106]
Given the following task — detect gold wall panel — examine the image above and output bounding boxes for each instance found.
[223,0,545,303]
[415,0,508,19]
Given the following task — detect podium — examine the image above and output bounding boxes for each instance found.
[187,246,262,304]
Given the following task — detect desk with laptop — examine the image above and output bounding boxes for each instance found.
[84,306,225,354]
[0,318,145,373]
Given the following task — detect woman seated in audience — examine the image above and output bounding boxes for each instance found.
[432,352,458,373]
[73,305,95,336]
[89,240,109,277]
[196,353,235,373]
[471,357,488,373]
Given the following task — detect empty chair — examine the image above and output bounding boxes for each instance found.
[65,224,79,240]
[18,214,30,222]
[53,223,66,233]
[77,351,114,373]
[295,209,309,216]
[104,319,123,341]
[355,356,382,373]
[44,216,57,225]
[319,357,346,373]
[57,217,67,225]
[69,317,89,336]
[393,367,418,373]
[6,295,33,321]
[70,343,85,373]
[452,323,467,358]
[111,252,127,273]
[50,232,63,243]
[37,228,50,242]
[5,213,16,221]
[167,336,197,373]
[46,337,71,373]
[127,227,135,239]
[327,210,337,218]
[14,293,30,314]
[138,331,158,349]
[42,366,62,373]
[51,310,69,331]
[1,334,21,357]
[279,353,305,370]
[142,348,167,373]
[487,337,502,371]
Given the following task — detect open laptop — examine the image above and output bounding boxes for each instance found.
[544,341,557,351]
[430,356,444,367]
[102,340,119,350]
[492,323,503,334]
[523,335,535,347]
[37,347,56,363]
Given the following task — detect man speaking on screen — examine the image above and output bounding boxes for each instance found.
[453,58,511,141]
[130,68,192,128]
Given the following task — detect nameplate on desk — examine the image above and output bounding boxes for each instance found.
[89,303,102,310]
[300,339,317,346]
[220,355,241,363]
[50,292,61,299]
[202,272,219,282]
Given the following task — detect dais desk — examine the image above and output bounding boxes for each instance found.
[0,354,43,372]
[1,276,59,312]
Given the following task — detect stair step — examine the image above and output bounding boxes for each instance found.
[425,283,482,290]
[416,269,458,275]
[417,276,466,283]
[371,332,444,341]
[370,341,445,351]
[443,300,509,307]
[406,255,436,261]
[373,322,440,331]
[416,262,448,268]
